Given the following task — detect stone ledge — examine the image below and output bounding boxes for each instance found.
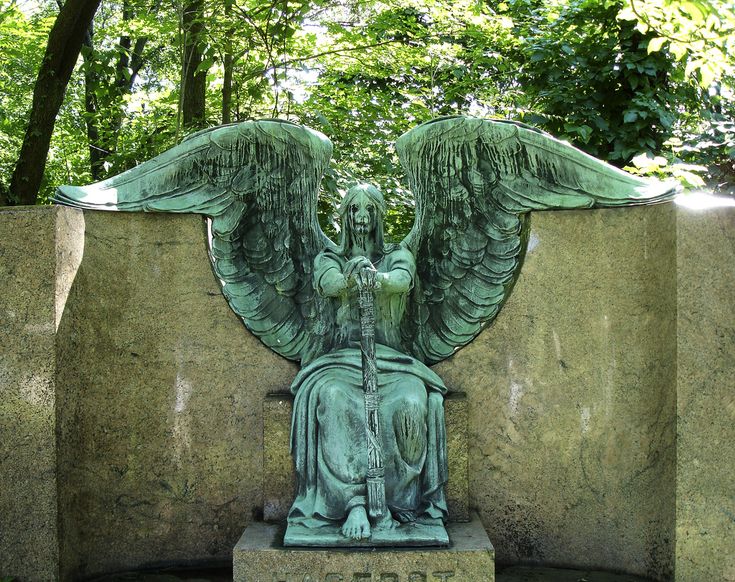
[233,514,494,582]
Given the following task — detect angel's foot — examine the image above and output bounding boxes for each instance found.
[395,510,417,523]
[341,506,371,540]
[374,511,399,530]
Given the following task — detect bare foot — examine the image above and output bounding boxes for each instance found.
[395,510,417,523]
[341,506,371,540]
[374,511,399,530]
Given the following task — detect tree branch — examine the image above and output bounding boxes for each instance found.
[238,38,403,82]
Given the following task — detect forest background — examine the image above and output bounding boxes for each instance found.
[0,0,733,238]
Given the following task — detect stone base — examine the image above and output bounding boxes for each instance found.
[284,518,449,548]
[233,514,494,582]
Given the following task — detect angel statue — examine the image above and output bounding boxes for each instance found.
[54,116,677,547]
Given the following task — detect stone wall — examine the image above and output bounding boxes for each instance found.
[675,207,735,581]
[0,206,83,581]
[435,204,678,580]
[54,211,297,579]
[0,204,732,581]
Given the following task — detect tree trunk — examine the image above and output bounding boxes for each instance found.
[83,0,151,180]
[82,27,104,181]
[221,0,233,124]
[181,0,206,130]
[9,0,102,205]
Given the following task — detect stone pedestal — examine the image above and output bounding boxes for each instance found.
[233,515,494,582]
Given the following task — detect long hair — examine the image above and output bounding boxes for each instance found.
[337,183,386,253]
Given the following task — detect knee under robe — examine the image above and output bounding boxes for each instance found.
[287,344,448,527]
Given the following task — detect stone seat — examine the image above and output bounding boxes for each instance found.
[262,391,469,523]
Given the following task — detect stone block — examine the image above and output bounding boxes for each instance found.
[52,211,298,579]
[262,392,469,523]
[434,204,678,580]
[0,205,84,582]
[233,514,494,582]
[675,204,735,581]
[444,393,469,522]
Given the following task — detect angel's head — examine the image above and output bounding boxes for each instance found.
[338,183,386,251]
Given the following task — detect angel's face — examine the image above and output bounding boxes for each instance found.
[348,193,378,236]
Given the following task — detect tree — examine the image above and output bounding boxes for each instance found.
[509,0,688,163]
[181,0,206,129]
[2,0,732,207]
[81,0,159,180]
[7,0,102,206]
[0,4,54,205]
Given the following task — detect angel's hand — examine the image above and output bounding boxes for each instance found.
[344,256,373,281]
[355,265,380,291]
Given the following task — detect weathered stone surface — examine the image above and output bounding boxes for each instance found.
[0,205,83,582]
[497,566,651,582]
[444,393,469,523]
[675,205,735,581]
[54,211,298,579]
[264,394,296,522]
[233,515,494,581]
[2,203,733,581]
[434,204,677,580]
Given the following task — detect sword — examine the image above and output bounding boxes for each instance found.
[358,281,386,520]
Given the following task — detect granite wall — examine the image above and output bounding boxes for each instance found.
[0,206,84,581]
[435,204,678,580]
[54,211,297,579]
[0,203,732,581]
[675,206,735,581]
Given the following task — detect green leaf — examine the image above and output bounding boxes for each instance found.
[673,168,706,188]
[647,37,667,53]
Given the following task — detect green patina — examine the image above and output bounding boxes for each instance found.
[54,116,677,547]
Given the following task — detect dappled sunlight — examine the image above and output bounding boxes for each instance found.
[55,210,85,331]
[675,190,735,210]
[172,372,193,468]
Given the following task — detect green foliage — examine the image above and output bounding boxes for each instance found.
[508,0,699,163]
[619,0,735,88]
[1,0,733,209]
[0,2,55,199]
[293,0,524,240]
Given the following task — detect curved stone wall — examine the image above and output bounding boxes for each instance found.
[435,205,677,579]
[1,203,733,581]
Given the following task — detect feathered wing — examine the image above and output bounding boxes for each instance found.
[55,120,336,363]
[396,116,679,365]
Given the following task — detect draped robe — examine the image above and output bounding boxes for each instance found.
[287,244,449,527]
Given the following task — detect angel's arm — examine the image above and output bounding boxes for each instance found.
[315,252,348,297]
[377,246,414,293]
[378,270,412,293]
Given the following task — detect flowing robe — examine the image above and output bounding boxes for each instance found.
[288,244,448,527]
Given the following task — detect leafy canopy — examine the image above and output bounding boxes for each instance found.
[1,0,732,217]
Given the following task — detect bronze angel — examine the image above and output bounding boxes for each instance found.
[55,116,677,547]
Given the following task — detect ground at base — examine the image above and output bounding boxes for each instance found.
[87,566,653,582]
[496,566,653,582]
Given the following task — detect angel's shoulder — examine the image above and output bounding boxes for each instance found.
[314,247,345,268]
[383,243,415,269]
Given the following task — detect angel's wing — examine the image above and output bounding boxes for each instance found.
[396,116,679,365]
[55,120,336,363]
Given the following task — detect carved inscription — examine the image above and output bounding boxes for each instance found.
[271,572,455,581]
